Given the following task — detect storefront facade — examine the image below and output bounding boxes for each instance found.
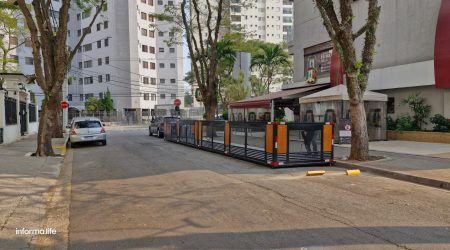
[287,0,450,129]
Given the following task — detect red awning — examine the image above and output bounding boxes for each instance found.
[229,84,329,109]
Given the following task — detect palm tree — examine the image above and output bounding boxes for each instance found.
[251,44,290,94]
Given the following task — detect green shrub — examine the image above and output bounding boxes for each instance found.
[222,111,228,120]
[387,116,397,130]
[396,114,416,131]
[430,114,450,132]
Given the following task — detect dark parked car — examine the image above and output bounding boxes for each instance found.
[149,116,179,138]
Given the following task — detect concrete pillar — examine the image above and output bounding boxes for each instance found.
[444,90,450,118]
[0,90,5,129]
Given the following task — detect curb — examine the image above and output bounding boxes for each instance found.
[335,160,450,191]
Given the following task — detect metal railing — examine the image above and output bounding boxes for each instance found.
[165,120,334,168]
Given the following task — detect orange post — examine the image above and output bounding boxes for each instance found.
[266,124,274,153]
[224,122,230,145]
[323,124,333,152]
[277,124,287,154]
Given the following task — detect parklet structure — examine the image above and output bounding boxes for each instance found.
[164,120,334,167]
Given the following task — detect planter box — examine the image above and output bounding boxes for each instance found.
[387,130,450,143]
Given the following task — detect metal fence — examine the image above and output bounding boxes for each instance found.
[165,120,334,168]
[5,97,17,125]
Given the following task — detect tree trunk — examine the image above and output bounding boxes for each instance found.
[2,52,7,72]
[347,76,370,161]
[35,95,60,156]
[204,99,217,120]
[51,92,63,138]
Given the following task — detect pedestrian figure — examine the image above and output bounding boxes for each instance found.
[301,111,317,154]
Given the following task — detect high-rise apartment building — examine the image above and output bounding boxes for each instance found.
[230,0,293,44]
[67,0,184,118]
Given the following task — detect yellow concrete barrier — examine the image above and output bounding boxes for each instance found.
[306,170,326,176]
[346,169,361,176]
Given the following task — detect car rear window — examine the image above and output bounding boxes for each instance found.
[75,121,102,128]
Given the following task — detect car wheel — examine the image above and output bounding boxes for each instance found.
[157,129,163,138]
[101,140,107,146]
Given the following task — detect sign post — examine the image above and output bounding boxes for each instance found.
[339,119,352,144]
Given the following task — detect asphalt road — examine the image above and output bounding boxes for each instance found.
[68,129,450,250]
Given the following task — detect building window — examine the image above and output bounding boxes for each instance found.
[98,58,102,66]
[159,63,165,68]
[144,93,149,100]
[143,77,149,84]
[170,78,176,84]
[171,93,176,99]
[159,47,164,53]
[82,11,90,19]
[149,30,155,37]
[150,78,156,85]
[141,28,147,36]
[83,43,92,51]
[106,74,110,82]
[25,57,34,65]
[96,23,101,31]
[143,61,149,68]
[105,57,110,64]
[158,31,164,37]
[148,15,154,22]
[104,21,109,29]
[141,12,147,20]
[78,62,82,69]
[84,60,92,68]
[160,78,165,84]
[77,29,81,37]
[99,92,104,99]
[170,63,175,68]
[141,0,146,3]
[142,45,148,52]
[150,46,155,54]
[98,75,103,83]
[160,93,165,99]
[97,40,102,48]
[151,93,156,101]
[387,97,395,114]
[80,94,84,101]
[148,0,154,6]
[79,78,83,85]
[68,94,72,101]
[150,62,155,69]
[104,38,109,47]
[157,0,163,5]
[169,47,175,53]
[84,77,93,84]
[4,97,17,125]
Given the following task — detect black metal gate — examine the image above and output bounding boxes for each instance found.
[20,102,27,136]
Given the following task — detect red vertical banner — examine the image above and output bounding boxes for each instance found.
[330,47,345,86]
[435,0,450,89]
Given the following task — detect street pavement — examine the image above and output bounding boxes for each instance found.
[68,129,450,250]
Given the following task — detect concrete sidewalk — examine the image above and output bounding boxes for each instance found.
[335,141,450,190]
[0,135,65,249]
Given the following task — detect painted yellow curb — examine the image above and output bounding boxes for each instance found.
[306,170,326,176]
[52,145,67,156]
[346,169,361,176]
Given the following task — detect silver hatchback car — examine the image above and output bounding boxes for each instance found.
[68,117,107,147]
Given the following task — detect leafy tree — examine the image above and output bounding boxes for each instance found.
[250,43,290,94]
[315,0,381,160]
[184,91,193,107]
[85,97,103,112]
[16,0,106,156]
[250,75,267,97]
[402,93,431,130]
[0,2,27,73]
[222,71,249,108]
[101,89,114,111]
[217,38,237,110]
